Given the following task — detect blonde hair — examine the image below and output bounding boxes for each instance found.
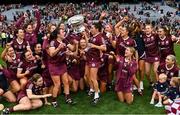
[126,47,136,59]
[171,77,180,88]
[159,73,167,81]
[167,55,176,63]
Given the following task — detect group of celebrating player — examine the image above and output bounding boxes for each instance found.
[0,7,180,114]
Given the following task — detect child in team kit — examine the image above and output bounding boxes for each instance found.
[150,73,169,107]
[163,77,180,105]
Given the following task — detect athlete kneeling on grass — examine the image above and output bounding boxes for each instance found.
[115,47,138,104]
[2,73,52,114]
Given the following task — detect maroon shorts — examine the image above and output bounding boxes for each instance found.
[42,69,53,87]
[17,90,26,102]
[115,78,133,93]
[79,61,85,78]
[68,65,81,81]
[145,56,160,63]
[48,63,67,76]
[3,69,17,83]
[98,71,108,83]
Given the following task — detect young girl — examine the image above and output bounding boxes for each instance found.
[163,77,180,105]
[150,73,169,107]
[115,47,137,104]
[2,73,52,114]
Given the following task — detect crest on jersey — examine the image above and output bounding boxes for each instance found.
[170,72,174,76]
[19,45,22,49]
[161,69,165,72]
[165,41,169,45]
[155,57,158,60]
[161,42,165,45]
[13,60,16,63]
[92,63,96,67]
[93,38,96,42]
[151,36,154,40]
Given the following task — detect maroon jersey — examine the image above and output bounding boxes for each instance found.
[26,81,45,95]
[11,39,29,54]
[17,80,45,102]
[143,34,159,57]
[25,32,38,47]
[86,33,105,65]
[48,39,66,64]
[157,63,179,82]
[158,36,175,63]
[6,54,21,72]
[102,32,115,53]
[115,57,137,92]
[18,59,38,78]
[116,36,137,56]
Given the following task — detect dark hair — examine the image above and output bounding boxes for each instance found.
[21,50,30,61]
[14,28,23,38]
[49,28,59,42]
[92,22,102,32]
[34,43,41,50]
[24,20,33,30]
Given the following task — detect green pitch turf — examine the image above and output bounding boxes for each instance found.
[0,45,180,114]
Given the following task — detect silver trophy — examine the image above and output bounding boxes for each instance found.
[68,15,85,34]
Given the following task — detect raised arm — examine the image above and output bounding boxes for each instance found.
[15,13,27,28]
[34,9,41,33]
[114,16,128,36]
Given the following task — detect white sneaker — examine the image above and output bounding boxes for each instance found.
[150,100,154,104]
[155,102,163,107]
[140,81,144,90]
[133,85,137,90]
